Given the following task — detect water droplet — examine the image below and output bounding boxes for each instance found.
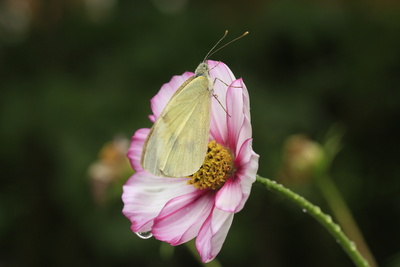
[314,206,321,214]
[136,231,153,239]
[325,215,332,223]
[350,241,357,251]
[302,208,307,213]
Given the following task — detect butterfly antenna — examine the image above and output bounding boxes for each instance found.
[203,30,229,62]
[204,31,249,61]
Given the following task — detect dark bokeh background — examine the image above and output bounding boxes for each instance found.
[1,0,399,266]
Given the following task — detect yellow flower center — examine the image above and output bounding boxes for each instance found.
[187,140,234,190]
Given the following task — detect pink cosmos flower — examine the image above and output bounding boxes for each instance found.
[122,60,259,263]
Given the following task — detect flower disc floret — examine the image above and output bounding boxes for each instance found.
[188,140,234,190]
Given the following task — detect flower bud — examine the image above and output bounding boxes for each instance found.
[279,134,324,185]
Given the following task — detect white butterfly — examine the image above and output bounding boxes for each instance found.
[141,31,248,178]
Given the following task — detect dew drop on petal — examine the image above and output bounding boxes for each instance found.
[136,231,153,239]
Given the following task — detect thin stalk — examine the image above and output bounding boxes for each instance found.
[256,175,369,267]
[313,125,377,267]
[314,173,377,267]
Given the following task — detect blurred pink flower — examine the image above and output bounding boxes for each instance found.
[122,60,259,263]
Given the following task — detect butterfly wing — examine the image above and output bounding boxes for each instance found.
[141,75,212,177]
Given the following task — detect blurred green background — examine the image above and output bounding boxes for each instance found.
[1,0,399,266]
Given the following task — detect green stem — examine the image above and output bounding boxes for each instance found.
[256,175,370,267]
[314,173,377,267]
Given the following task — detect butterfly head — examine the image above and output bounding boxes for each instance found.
[194,62,210,78]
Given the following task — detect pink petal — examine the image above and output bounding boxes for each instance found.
[235,79,252,152]
[122,172,193,233]
[127,128,150,171]
[150,72,193,121]
[215,139,259,213]
[226,79,245,153]
[215,178,242,212]
[234,138,253,168]
[152,190,215,245]
[236,114,252,155]
[196,208,234,263]
[208,60,236,91]
[224,78,253,154]
[208,60,237,145]
[240,77,251,120]
[233,139,260,212]
[210,99,228,145]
